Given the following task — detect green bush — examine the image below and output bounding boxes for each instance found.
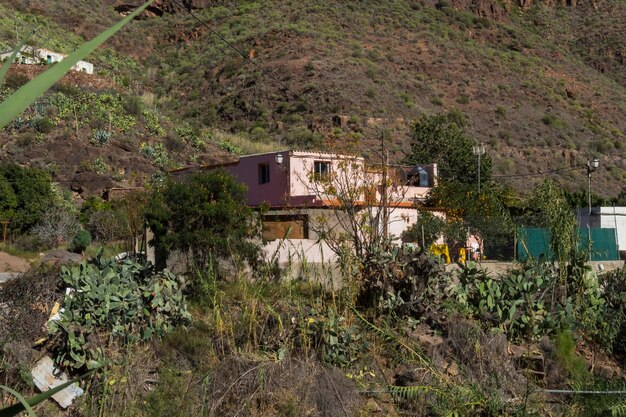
[0,163,54,232]
[554,330,587,381]
[304,307,367,368]
[146,170,262,279]
[49,253,192,369]
[402,210,446,247]
[123,95,143,115]
[70,229,91,253]
[31,116,55,133]
[595,267,626,354]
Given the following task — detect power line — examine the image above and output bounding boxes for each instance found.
[492,165,581,179]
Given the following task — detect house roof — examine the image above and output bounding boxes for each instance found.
[169,149,369,173]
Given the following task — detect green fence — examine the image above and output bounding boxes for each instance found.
[516,227,619,261]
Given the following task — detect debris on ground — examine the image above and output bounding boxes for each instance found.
[31,356,84,409]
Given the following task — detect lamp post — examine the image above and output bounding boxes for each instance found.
[472,143,486,194]
[586,158,599,215]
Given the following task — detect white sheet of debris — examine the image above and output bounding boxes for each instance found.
[31,356,84,408]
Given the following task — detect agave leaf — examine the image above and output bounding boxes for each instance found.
[0,28,36,85]
[0,370,96,417]
[0,385,36,417]
[0,0,155,130]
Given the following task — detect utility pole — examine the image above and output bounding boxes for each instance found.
[381,133,388,241]
[473,143,485,194]
[586,158,599,215]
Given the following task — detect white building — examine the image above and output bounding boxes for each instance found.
[169,151,441,283]
[578,206,626,255]
[0,45,94,74]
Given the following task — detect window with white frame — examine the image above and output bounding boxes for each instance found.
[313,161,331,181]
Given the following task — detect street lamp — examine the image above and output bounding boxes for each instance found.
[472,143,486,194]
[586,158,599,215]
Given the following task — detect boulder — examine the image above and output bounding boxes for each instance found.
[42,250,82,265]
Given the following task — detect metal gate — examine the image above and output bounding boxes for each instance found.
[516,227,619,261]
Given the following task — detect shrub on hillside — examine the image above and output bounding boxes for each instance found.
[4,73,29,89]
[596,267,626,355]
[31,203,80,249]
[0,163,54,232]
[70,229,91,253]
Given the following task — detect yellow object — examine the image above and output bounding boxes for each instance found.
[429,244,451,264]
[49,302,60,321]
[458,247,466,263]
[33,337,47,347]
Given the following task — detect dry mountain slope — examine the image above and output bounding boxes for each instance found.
[2,0,626,196]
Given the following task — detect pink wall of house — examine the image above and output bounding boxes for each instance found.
[222,151,290,207]
[288,151,365,205]
[221,150,369,207]
[171,150,437,209]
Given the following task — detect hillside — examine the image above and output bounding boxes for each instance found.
[1,0,625,197]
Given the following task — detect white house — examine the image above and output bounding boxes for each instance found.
[0,45,94,74]
[579,206,626,257]
[170,150,441,283]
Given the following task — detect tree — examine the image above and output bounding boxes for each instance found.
[401,210,446,248]
[404,111,492,185]
[113,190,150,255]
[70,229,92,253]
[0,164,54,232]
[0,175,17,222]
[426,180,516,260]
[146,170,261,274]
[31,203,81,248]
[302,156,409,262]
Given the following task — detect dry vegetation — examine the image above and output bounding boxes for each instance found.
[0,0,625,197]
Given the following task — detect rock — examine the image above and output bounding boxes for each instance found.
[416,332,444,349]
[367,117,385,127]
[114,0,210,18]
[42,250,82,265]
[508,343,526,358]
[409,323,444,352]
[593,364,616,379]
[362,398,382,414]
[446,362,460,376]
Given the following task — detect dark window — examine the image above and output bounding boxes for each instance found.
[259,163,270,184]
[314,161,331,181]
